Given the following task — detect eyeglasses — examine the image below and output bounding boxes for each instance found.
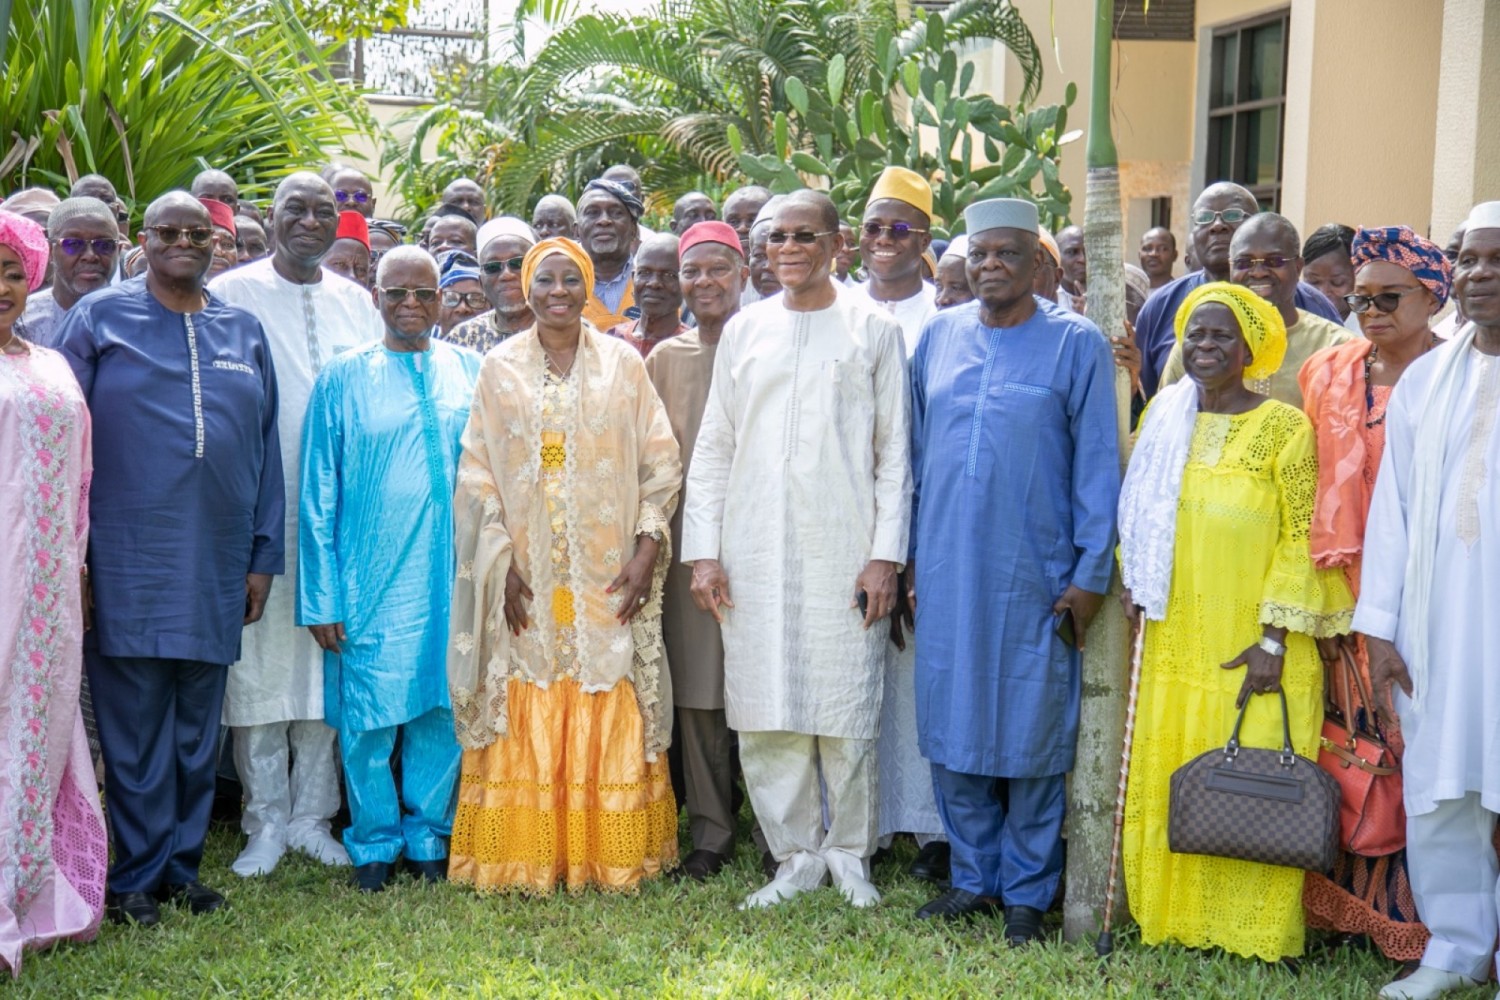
[55,238,119,257]
[1191,208,1252,227]
[145,225,213,248]
[335,190,371,204]
[481,256,525,275]
[380,286,438,303]
[1344,288,1422,314]
[1231,254,1294,271]
[766,229,836,245]
[442,290,488,309]
[862,222,928,240]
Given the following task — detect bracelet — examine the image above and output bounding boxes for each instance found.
[1257,635,1287,657]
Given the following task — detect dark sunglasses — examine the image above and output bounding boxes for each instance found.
[1191,208,1251,227]
[1232,254,1293,271]
[56,238,119,257]
[442,290,488,309]
[335,190,371,204]
[766,229,836,245]
[482,256,526,275]
[380,286,438,303]
[1344,288,1422,314]
[862,222,927,240]
[145,225,213,248]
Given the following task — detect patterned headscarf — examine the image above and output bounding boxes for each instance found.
[521,237,595,304]
[0,209,50,292]
[1351,225,1453,308]
[582,179,644,221]
[1175,281,1288,382]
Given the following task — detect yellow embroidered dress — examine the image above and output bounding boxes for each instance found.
[447,326,683,893]
[1122,400,1354,961]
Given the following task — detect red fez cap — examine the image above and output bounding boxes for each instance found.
[336,210,370,250]
[199,198,236,235]
[679,220,743,261]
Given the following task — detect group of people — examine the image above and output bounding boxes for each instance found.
[0,157,1496,1000]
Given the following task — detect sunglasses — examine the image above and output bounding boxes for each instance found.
[1191,208,1251,227]
[56,238,119,257]
[1231,254,1294,271]
[335,190,371,204]
[381,286,438,303]
[442,290,488,309]
[146,225,213,248]
[1344,287,1422,314]
[766,229,836,245]
[862,222,927,240]
[482,256,526,275]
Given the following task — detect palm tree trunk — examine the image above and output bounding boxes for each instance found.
[1063,0,1132,946]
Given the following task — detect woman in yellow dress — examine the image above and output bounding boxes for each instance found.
[446,237,683,893]
[1118,282,1354,961]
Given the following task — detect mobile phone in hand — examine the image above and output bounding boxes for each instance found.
[1055,608,1077,649]
[857,590,869,616]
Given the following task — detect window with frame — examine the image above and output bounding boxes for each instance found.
[1205,10,1289,210]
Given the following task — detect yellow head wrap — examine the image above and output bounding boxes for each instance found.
[1174,281,1287,382]
[868,166,933,221]
[521,236,595,306]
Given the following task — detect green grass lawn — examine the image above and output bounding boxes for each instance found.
[13,826,1488,998]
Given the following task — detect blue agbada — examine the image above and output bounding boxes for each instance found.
[909,297,1120,778]
[56,276,285,664]
[297,339,480,733]
[1138,272,1340,397]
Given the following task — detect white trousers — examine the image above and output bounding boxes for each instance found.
[1409,792,1500,980]
[739,730,877,890]
[232,720,342,843]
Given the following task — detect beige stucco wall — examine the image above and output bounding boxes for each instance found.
[1431,0,1500,242]
[333,96,432,219]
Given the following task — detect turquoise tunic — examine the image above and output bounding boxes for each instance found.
[298,338,480,733]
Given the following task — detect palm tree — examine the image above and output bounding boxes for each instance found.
[1062,0,1134,946]
[1,0,372,213]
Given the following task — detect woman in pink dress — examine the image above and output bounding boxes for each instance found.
[0,209,108,974]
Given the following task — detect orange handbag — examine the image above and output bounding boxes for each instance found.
[1317,647,1405,858]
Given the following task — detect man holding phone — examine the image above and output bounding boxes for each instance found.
[906,198,1120,945]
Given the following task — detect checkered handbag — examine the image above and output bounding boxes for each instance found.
[1168,690,1342,872]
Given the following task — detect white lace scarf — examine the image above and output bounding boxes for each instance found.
[1118,379,1200,621]
[1404,323,1479,710]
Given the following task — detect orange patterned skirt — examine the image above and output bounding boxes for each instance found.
[449,677,677,894]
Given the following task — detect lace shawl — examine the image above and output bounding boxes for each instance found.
[1118,379,1199,620]
[448,323,683,758]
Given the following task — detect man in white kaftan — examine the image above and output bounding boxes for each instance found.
[1357,201,1500,1000]
[682,191,911,910]
[210,173,379,876]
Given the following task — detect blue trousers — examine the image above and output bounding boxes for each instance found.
[930,764,1066,910]
[86,651,227,894]
[339,706,460,866]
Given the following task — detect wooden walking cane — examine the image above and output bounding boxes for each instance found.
[1096,617,1147,958]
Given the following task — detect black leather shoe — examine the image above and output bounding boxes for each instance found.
[907,841,951,884]
[671,849,730,882]
[156,881,225,915]
[915,887,1001,921]
[759,850,778,880]
[1003,904,1047,947]
[107,891,161,927]
[405,858,448,884]
[353,861,394,893]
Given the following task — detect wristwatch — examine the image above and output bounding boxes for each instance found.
[1257,636,1287,657]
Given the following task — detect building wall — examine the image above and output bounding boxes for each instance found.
[1431,0,1500,241]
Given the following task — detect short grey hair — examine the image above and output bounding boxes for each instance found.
[533,194,577,222]
[375,245,438,286]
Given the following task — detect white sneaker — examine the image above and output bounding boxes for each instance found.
[288,829,351,867]
[1378,966,1482,1000]
[231,835,286,877]
[737,878,808,910]
[834,874,881,909]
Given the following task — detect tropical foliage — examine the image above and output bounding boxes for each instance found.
[1,0,373,219]
[385,0,1073,227]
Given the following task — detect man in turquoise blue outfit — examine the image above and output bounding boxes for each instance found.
[907,198,1120,943]
[298,246,481,893]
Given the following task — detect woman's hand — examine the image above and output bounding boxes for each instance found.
[607,535,660,625]
[503,566,533,635]
[1222,630,1287,709]
[1365,635,1413,729]
[1315,633,1354,667]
